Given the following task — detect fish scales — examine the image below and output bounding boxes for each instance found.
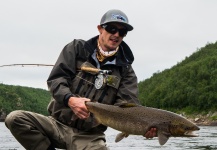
[87,102,147,134]
[85,102,200,145]
[87,102,186,134]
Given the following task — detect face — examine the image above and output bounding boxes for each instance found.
[97,23,127,51]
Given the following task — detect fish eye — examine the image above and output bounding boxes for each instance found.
[185,127,190,130]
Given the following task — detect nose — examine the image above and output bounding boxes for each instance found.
[113,31,121,37]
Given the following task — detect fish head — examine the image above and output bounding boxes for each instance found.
[169,120,200,137]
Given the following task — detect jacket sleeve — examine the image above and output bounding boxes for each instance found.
[47,40,80,104]
[116,65,140,105]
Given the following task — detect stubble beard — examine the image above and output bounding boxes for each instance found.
[101,37,118,51]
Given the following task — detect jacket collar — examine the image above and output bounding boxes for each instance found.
[84,35,134,66]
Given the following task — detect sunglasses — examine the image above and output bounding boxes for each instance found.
[101,24,128,37]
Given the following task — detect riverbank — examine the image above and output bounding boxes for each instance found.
[191,118,217,126]
[187,112,217,126]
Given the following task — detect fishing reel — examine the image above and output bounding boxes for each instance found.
[94,71,111,89]
[80,62,120,90]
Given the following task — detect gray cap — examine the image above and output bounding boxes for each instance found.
[100,9,133,31]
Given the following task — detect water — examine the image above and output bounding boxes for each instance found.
[1,122,217,150]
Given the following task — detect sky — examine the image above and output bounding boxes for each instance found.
[0,0,217,90]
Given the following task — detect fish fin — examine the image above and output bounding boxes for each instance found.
[92,99,98,102]
[114,102,139,108]
[90,115,101,127]
[158,131,171,145]
[115,132,129,142]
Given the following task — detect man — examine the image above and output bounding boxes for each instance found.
[5,9,156,150]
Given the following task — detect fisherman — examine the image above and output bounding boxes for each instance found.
[5,9,156,150]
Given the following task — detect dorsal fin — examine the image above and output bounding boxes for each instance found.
[114,102,139,108]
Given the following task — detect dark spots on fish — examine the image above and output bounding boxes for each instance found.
[171,124,178,128]
[142,112,147,116]
[184,127,190,130]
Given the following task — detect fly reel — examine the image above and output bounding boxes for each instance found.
[94,73,107,89]
[80,62,118,90]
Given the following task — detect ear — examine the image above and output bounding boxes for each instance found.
[97,25,103,34]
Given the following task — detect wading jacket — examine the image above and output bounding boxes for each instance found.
[47,35,140,131]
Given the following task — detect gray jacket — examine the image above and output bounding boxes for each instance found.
[47,36,140,131]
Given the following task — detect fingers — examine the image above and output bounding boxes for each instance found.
[75,107,90,119]
[78,98,91,119]
[68,97,91,119]
[75,111,90,119]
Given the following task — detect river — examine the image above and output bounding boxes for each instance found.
[0,122,217,150]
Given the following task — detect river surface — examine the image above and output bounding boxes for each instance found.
[0,122,217,150]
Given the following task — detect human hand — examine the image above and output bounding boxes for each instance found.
[68,97,90,119]
[144,128,157,139]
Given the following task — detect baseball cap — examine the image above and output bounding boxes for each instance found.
[100,9,133,31]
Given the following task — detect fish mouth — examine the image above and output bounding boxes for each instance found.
[184,130,199,137]
[184,125,200,137]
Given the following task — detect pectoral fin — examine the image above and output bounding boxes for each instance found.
[90,116,101,127]
[115,132,129,142]
[158,130,171,145]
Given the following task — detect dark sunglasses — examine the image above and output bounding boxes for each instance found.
[101,24,128,37]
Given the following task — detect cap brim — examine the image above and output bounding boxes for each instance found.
[102,21,133,31]
[121,22,133,31]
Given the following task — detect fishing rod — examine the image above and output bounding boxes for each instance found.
[0,63,114,89]
[0,64,54,67]
[0,63,111,75]
[0,63,97,87]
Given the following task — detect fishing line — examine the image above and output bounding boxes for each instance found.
[0,63,96,86]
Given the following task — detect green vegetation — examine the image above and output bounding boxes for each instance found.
[210,115,217,121]
[138,41,217,114]
[0,84,51,116]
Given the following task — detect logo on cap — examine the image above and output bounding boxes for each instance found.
[111,14,127,23]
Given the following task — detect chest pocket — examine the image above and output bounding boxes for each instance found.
[105,74,120,89]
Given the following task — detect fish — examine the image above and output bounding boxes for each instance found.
[85,102,200,145]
